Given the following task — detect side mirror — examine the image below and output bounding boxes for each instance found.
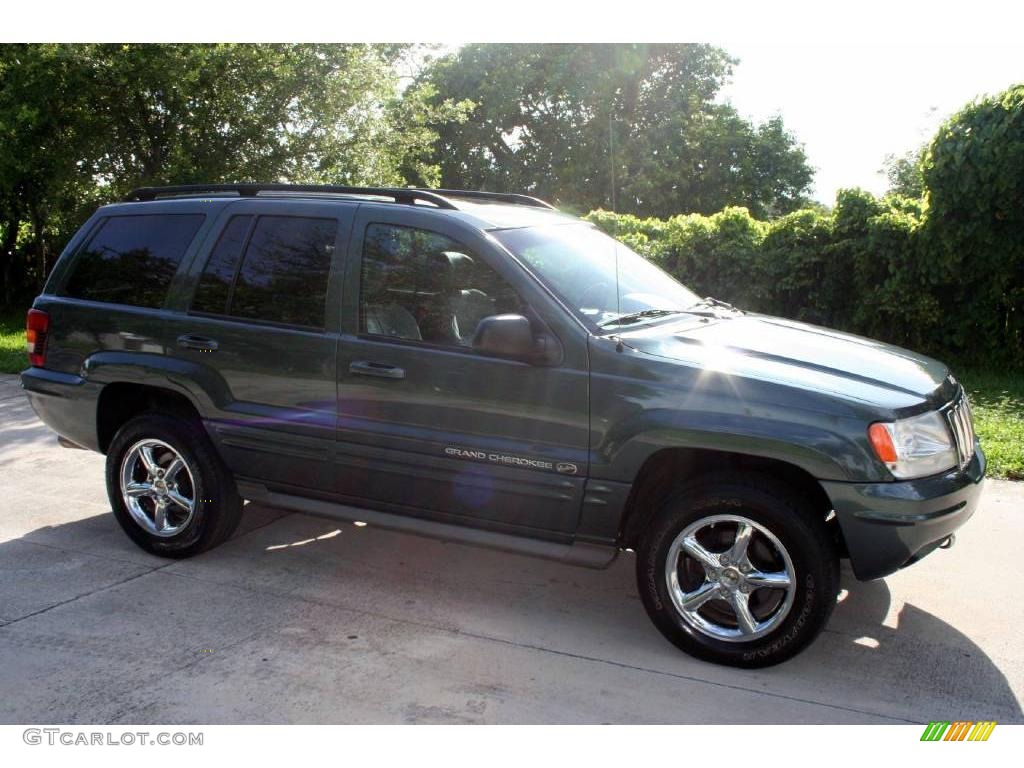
[472,314,534,359]
[473,313,564,366]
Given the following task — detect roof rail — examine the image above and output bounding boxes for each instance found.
[412,188,555,209]
[121,184,459,209]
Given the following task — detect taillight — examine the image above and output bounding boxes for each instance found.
[26,309,50,367]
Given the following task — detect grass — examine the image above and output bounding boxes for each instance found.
[0,309,1020,478]
[0,309,26,376]
[958,368,1024,481]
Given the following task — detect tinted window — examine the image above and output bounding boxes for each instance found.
[221,216,337,328]
[191,215,253,315]
[63,214,204,307]
[360,224,521,346]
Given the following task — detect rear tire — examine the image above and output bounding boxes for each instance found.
[636,472,839,667]
[105,412,242,558]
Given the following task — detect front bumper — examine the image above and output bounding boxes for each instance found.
[821,444,986,580]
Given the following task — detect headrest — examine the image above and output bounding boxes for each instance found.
[440,251,475,287]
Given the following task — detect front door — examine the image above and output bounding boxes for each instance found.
[334,206,590,538]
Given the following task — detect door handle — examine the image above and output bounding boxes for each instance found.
[177,334,219,352]
[349,361,405,380]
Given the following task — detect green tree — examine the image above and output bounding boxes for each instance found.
[881,145,926,198]
[921,84,1024,363]
[422,44,812,218]
[758,205,836,325]
[81,44,468,190]
[0,45,101,305]
[0,43,469,304]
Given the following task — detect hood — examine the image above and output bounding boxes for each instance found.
[621,313,952,409]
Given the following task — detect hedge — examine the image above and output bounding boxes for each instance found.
[583,87,1024,366]
[584,188,1015,365]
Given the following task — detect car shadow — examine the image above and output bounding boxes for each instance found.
[0,507,1020,724]
[795,564,1023,722]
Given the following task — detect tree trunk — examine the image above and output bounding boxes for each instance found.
[30,205,49,292]
[1,218,20,309]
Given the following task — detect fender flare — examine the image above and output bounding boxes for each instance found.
[595,408,882,484]
[84,350,228,419]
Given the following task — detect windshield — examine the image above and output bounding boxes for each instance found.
[492,224,702,329]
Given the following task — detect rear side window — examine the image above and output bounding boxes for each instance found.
[191,215,253,315]
[191,215,337,328]
[62,214,205,308]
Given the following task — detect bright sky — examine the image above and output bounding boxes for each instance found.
[718,44,1024,203]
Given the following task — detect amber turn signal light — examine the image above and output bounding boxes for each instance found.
[868,422,898,463]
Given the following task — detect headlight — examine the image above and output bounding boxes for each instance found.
[868,411,957,479]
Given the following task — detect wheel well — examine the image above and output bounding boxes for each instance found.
[96,383,201,454]
[619,448,840,550]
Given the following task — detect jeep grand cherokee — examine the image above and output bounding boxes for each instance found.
[21,184,985,666]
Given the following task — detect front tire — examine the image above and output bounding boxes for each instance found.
[105,413,242,557]
[636,473,839,667]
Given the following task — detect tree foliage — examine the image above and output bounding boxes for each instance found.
[0,43,470,303]
[921,84,1024,358]
[422,44,812,218]
[881,145,926,198]
[584,84,1024,366]
[585,177,1015,367]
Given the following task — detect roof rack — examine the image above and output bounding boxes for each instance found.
[121,184,556,210]
[122,184,459,209]
[411,188,555,209]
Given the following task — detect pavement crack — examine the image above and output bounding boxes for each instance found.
[453,630,916,723]
[13,510,292,570]
[16,536,165,568]
[0,561,176,629]
[102,622,275,725]
[158,568,914,724]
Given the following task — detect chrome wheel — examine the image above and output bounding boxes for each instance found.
[119,438,197,537]
[665,514,796,642]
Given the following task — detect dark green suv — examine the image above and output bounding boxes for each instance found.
[21,184,985,667]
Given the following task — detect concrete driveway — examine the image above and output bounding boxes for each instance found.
[1,373,1021,724]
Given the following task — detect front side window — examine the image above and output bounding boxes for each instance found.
[191,215,338,328]
[493,224,702,329]
[359,223,521,346]
[62,214,205,308]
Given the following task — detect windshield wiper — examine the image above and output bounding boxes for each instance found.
[597,309,684,328]
[598,298,744,329]
[687,296,744,314]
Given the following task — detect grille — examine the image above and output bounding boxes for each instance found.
[944,391,976,469]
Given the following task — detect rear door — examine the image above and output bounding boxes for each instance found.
[166,199,352,493]
[40,204,214,380]
[334,205,591,538]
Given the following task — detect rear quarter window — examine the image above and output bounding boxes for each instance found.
[61,214,205,308]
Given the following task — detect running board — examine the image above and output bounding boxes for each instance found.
[237,481,619,569]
